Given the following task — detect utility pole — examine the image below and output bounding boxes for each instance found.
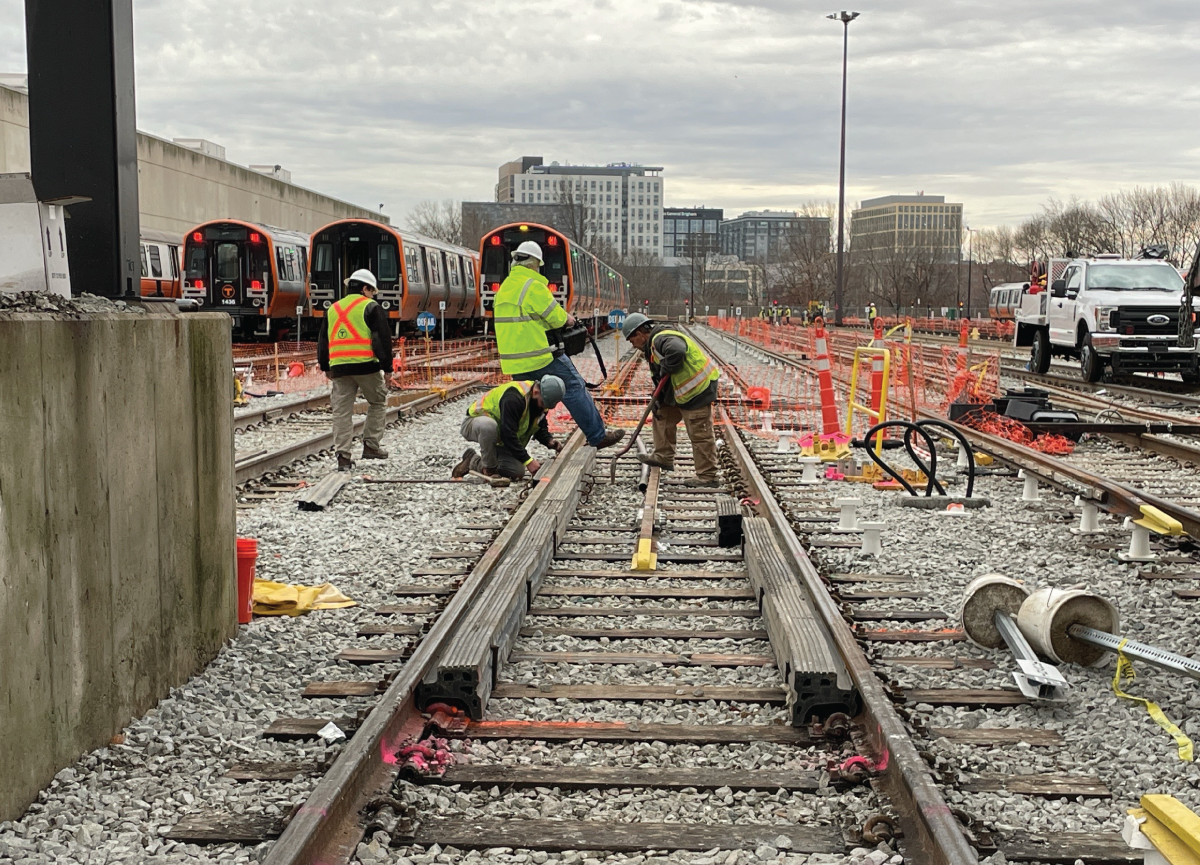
[965,226,974,320]
[828,10,859,326]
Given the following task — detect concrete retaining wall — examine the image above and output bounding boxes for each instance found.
[0,309,237,822]
[0,83,384,233]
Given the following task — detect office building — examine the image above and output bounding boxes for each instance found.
[720,210,830,263]
[495,157,664,256]
[850,193,962,262]
[460,201,572,249]
[663,207,722,262]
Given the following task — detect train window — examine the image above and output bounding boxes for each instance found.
[426,249,443,285]
[378,244,399,281]
[185,244,207,277]
[140,246,148,278]
[405,246,424,283]
[314,243,334,273]
[464,258,476,290]
[447,255,461,288]
[216,243,240,280]
[296,246,307,280]
[276,247,290,282]
[148,245,163,278]
[169,246,180,278]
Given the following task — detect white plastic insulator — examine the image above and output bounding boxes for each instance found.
[860,521,884,555]
[1021,474,1041,502]
[1079,502,1100,533]
[799,457,822,485]
[835,497,862,531]
[1127,524,1153,560]
[956,443,970,469]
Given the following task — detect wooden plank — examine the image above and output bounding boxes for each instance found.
[529,606,757,618]
[411,568,467,577]
[374,604,436,615]
[520,627,770,640]
[263,717,358,739]
[804,538,862,548]
[429,551,480,559]
[356,623,422,636]
[538,585,755,600]
[963,773,1109,798]
[828,573,913,584]
[841,591,928,601]
[456,523,504,530]
[449,720,815,745]
[1139,570,1200,580]
[167,813,283,843]
[995,831,1140,863]
[407,818,844,854]
[224,760,317,781]
[931,727,1063,746]
[554,551,742,562]
[861,630,966,643]
[906,688,1029,707]
[428,765,819,791]
[547,569,750,580]
[879,656,995,670]
[302,680,379,697]
[392,585,454,596]
[508,651,775,667]
[336,648,408,664]
[850,610,948,622]
[1173,589,1200,599]
[491,683,785,703]
[566,537,723,548]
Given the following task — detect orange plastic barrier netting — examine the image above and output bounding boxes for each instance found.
[391,337,502,391]
[960,410,1075,455]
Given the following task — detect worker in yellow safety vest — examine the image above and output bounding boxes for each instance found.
[453,376,565,481]
[620,312,721,487]
[492,240,624,450]
[317,268,394,471]
[867,302,878,323]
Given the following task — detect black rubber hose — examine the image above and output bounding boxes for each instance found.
[861,420,940,497]
[901,424,945,496]
[914,419,977,499]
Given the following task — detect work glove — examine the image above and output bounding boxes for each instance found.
[549,439,564,454]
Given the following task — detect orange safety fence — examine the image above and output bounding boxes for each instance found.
[390,337,502,391]
[959,410,1075,455]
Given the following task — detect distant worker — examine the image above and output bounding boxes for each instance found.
[784,306,792,326]
[621,313,720,487]
[493,240,624,450]
[867,302,878,323]
[317,269,394,471]
[453,376,565,481]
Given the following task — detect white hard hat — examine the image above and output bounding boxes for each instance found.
[345,269,378,290]
[513,241,543,263]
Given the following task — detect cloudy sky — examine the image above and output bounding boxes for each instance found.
[3,0,1200,228]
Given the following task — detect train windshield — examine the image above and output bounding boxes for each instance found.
[378,244,399,281]
[216,243,240,280]
[485,227,568,284]
[313,243,334,274]
[185,244,206,278]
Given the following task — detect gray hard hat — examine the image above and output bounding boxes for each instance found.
[538,375,565,409]
[621,311,652,339]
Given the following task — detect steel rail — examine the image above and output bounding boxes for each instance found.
[234,392,334,432]
[261,429,589,865]
[235,381,480,485]
[716,405,976,864]
[1000,363,1200,407]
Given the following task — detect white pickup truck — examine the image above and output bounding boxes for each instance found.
[1014,253,1199,383]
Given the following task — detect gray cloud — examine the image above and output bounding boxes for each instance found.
[3,0,1200,228]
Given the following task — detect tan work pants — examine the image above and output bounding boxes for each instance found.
[651,401,718,483]
[330,371,388,458]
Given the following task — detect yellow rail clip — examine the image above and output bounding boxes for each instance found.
[630,538,657,571]
[1128,795,1200,864]
[1136,505,1184,537]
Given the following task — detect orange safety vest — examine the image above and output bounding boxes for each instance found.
[327,294,375,365]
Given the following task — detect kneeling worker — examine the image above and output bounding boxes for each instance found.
[318,268,394,471]
[453,376,565,481]
[621,313,721,487]
[494,240,624,450]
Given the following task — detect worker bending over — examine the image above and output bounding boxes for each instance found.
[318,268,393,471]
[453,376,565,481]
[620,313,721,487]
[493,240,624,450]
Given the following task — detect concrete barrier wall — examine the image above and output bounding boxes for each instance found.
[0,310,237,822]
[0,83,384,233]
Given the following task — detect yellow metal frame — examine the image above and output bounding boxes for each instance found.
[844,347,890,454]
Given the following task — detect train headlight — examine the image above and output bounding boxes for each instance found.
[1095,306,1117,332]
[381,301,391,310]
[323,300,332,309]
[251,298,262,308]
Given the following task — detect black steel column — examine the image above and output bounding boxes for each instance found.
[25,0,140,297]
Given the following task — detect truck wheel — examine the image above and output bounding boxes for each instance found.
[1079,334,1104,382]
[1030,329,1051,374]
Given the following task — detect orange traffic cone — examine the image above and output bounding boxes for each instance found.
[813,318,841,436]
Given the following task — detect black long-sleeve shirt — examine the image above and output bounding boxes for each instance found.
[497,388,554,465]
[317,297,393,376]
[644,327,719,409]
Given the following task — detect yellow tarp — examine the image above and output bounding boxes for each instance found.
[252,579,356,617]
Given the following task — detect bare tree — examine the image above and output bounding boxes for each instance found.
[971,225,1026,288]
[550,181,606,250]
[775,202,836,310]
[406,199,463,245]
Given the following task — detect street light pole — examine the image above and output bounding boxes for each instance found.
[965,226,974,320]
[828,10,859,326]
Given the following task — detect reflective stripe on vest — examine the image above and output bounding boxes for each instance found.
[494,269,557,371]
[651,329,720,404]
[327,295,375,365]
[469,380,537,444]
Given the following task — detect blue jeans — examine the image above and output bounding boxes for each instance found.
[515,355,606,445]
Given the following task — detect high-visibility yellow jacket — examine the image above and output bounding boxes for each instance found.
[468,380,551,465]
[649,328,720,406]
[493,265,568,374]
[326,294,374,366]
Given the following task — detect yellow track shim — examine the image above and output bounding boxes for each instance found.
[1137,505,1185,537]
[630,538,657,571]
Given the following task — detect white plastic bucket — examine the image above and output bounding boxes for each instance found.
[1017,587,1119,667]
[960,574,1030,649]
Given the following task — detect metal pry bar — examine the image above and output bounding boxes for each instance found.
[1068,625,1200,682]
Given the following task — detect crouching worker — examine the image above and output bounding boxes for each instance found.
[453,376,566,481]
[620,313,721,487]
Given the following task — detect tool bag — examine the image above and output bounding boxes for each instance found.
[548,324,609,389]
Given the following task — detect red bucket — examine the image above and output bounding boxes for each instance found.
[235,537,258,624]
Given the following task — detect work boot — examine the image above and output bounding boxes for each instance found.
[337,455,353,472]
[637,453,674,471]
[361,444,389,460]
[595,429,626,449]
[451,448,477,479]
